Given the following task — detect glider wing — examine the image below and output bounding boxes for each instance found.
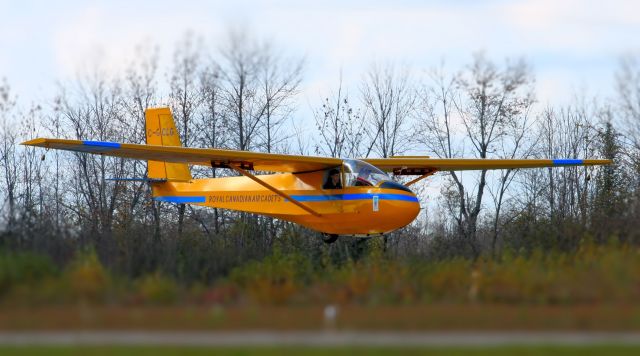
[21,138,342,173]
[363,157,612,174]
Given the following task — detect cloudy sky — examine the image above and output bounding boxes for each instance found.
[1,0,639,108]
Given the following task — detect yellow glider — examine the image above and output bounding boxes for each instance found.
[22,107,611,243]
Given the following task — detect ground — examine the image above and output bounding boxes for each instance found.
[2,304,640,331]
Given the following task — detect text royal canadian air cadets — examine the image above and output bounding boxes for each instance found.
[208,194,283,203]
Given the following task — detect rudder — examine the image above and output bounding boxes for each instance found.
[145,107,192,181]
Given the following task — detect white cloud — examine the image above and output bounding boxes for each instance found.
[501,0,640,54]
[53,5,108,77]
[50,3,227,80]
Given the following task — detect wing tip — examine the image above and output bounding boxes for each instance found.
[553,159,613,166]
[585,159,613,165]
[21,138,48,147]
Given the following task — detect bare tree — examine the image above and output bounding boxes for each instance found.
[16,104,51,248]
[503,100,600,253]
[314,72,364,158]
[256,46,304,242]
[170,33,201,148]
[219,30,264,152]
[121,43,161,238]
[540,104,596,224]
[215,31,306,244]
[193,60,226,234]
[257,44,304,154]
[360,62,416,158]
[486,101,536,256]
[416,64,460,159]
[43,97,65,235]
[418,54,534,256]
[0,79,19,233]
[58,71,127,240]
[197,61,226,151]
[616,54,640,183]
[169,33,203,236]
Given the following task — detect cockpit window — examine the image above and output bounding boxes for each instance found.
[343,159,390,187]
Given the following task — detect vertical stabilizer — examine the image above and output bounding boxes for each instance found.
[145,107,192,181]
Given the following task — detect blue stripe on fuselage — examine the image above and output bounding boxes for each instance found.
[553,159,583,166]
[155,196,206,203]
[289,193,418,203]
[155,194,418,204]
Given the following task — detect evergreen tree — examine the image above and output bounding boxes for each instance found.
[593,121,626,225]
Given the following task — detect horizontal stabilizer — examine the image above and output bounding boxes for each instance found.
[106,177,167,183]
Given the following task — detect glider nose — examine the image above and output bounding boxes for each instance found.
[377,181,420,230]
[387,190,420,231]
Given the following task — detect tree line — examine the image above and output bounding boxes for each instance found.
[0,31,638,281]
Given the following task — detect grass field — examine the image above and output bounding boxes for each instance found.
[2,346,640,355]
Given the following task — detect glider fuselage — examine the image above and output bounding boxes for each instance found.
[152,170,420,235]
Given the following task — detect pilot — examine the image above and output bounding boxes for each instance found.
[355,171,370,186]
[323,168,342,189]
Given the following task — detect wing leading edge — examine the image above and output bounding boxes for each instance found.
[22,138,611,174]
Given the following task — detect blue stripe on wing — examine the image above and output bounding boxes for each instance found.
[80,140,122,153]
[82,140,121,148]
[553,159,584,166]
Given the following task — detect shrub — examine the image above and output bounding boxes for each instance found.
[136,271,180,305]
[64,249,111,303]
[0,250,57,296]
[229,249,312,304]
[419,258,472,302]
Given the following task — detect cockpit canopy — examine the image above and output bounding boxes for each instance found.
[343,159,390,187]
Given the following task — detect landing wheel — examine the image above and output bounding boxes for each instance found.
[322,234,339,244]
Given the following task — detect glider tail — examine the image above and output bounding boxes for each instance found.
[145,107,192,182]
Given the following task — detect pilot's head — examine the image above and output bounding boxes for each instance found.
[329,169,340,184]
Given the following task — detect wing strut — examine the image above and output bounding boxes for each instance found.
[227,163,322,217]
[404,169,438,187]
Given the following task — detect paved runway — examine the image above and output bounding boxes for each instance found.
[1,331,640,346]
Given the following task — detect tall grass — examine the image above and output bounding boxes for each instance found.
[1,240,639,306]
